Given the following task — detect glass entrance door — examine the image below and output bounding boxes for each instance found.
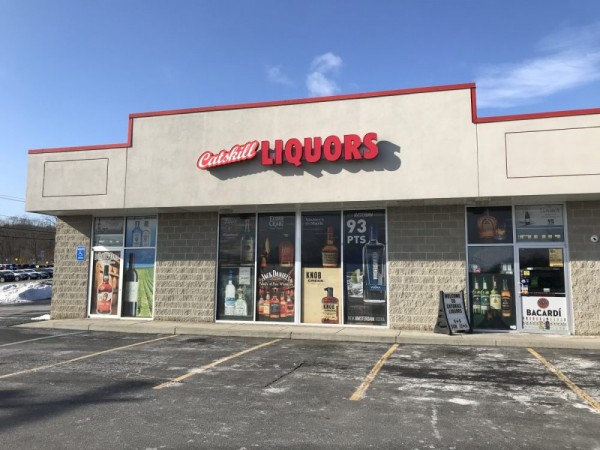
[518,247,569,333]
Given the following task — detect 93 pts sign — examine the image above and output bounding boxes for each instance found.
[197,132,378,170]
[346,218,368,244]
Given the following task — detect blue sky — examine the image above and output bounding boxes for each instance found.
[2,0,600,218]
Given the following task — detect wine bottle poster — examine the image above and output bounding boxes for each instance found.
[342,210,387,326]
[90,250,121,316]
[301,268,342,324]
[123,249,155,318]
[125,217,157,248]
[218,214,256,266]
[216,267,255,321]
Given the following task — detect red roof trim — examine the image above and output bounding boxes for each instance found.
[129,83,476,119]
[474,107,600,123]
[27,82,600,154]
[28,84,475,154]
[29,116,134,154]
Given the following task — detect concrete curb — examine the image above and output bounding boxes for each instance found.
[15,319,600,349]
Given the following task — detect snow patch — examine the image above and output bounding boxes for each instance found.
[31,314,51,321]
[448,398,479,406]
[0,281,52,304]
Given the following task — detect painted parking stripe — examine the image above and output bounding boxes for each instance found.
[153,338,282,390]
[0,331,88,347]
[350,343,399,401]
[528,347,600,413]
[0,334,177,380]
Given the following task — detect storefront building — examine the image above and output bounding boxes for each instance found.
[26,83,600,335]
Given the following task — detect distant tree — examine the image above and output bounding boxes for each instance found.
[0,215,56,266]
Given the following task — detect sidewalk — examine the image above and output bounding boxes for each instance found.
[17,318,600,349]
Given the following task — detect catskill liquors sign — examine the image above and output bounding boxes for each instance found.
[196,132,378,170]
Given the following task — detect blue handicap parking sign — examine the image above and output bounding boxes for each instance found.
[76,246,86,261]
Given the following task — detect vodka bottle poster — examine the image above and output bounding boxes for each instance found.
[343,210,387,326]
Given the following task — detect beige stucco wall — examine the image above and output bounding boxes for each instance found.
[26,88,479,214]
[476,115,600,198]
[26,148,127,214]
[124,89,478,210]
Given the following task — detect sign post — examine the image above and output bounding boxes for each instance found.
[434,290,471,335]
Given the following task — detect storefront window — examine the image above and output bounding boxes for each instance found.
[90,216,156,318]
[91,250,121,316]
[466,207,516,331]
[343,210,387,326]
[256,213,296,322]
[216,215,256,321]
[466,207,513,244]
[468,246,516,330]
[515,205,564,242]
[301,212,342,324]
[216,210,388,326]
[93,217,124,247]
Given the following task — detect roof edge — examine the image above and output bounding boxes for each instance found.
[27,82,600,154]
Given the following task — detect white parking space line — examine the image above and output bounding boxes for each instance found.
[0,331,87,347]
[153,338,282,390]
[0,334,177,380]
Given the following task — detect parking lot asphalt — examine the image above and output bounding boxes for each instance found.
[1,328,599,449]
[15,315,600,350]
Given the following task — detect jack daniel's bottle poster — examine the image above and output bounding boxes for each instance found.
[256,213,296,322]
[343,210,387,326]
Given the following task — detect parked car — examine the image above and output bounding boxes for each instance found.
[21,269,40,280]
[35,270,50,279]
[13,270,30,281]
[0,270,16,283]
[38,268,54,278]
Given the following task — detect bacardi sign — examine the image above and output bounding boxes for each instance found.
[197,132,378,170]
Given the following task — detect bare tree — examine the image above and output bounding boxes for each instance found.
[0,215,56,266]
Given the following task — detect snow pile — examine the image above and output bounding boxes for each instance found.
[0,281,52,304]
[31,314,51,321]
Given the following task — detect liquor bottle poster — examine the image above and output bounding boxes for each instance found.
[216,267,254,321]
[256,213,296,322]
[123,249,155,318]
[125,217,157,248]
[301,268,342,324]
[342,210,387,326]
[301,212,341,268]
[300,212,342,324]
[466,207,513,244]
[218,214,256,267]
[90,250,121,316]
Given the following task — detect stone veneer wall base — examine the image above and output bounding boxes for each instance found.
[51,216,92,319]
[387,205,466,331]
[567,201,600,336]
[154,212,217,322]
